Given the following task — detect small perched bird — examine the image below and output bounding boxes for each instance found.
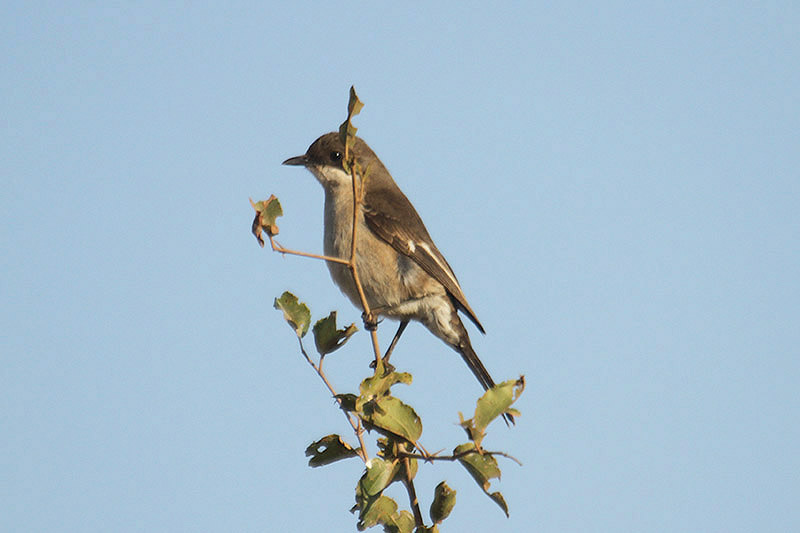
[284,132,507,418]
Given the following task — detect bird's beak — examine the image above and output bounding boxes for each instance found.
[282,155,308,166]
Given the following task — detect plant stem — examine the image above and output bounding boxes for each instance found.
[346,162,383,367]
[297,337,369,463]
[399,449,523,466]
[269,235,350,265]
[402,457,424,528]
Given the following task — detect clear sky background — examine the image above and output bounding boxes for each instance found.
[2,2,798,531]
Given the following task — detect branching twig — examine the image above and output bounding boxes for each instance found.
[399,448,523,466]
[265,148,385,464]
[296,337,369,463]
[266,163,382,368]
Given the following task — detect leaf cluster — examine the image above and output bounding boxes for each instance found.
[271,290,523,531]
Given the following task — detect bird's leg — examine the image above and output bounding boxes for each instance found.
[383,320,409,364]
[368,319,408,371]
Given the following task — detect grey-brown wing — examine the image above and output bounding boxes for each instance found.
[362,185,485,333]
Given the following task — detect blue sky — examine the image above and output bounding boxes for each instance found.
[2,2,798,531]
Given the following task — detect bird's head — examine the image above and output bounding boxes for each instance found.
[283,132,385,190]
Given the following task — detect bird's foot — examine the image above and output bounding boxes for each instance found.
[369,358,395,373]
[361,312,380,331]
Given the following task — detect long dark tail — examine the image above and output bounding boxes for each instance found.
[454,321,515,426]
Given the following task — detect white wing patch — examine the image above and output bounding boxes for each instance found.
[407,239,416,253]
[418,241,460,291]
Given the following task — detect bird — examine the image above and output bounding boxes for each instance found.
[283,132,510,422]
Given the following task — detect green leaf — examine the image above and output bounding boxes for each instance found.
[249,195,283,246]
[359,365,412,399]
[454,442,508,517]
[454,443,501,488]
[360,458,399,497]
[488,491,509,518]
[473,377,525,432]
[347,85,364,118]
[338,86,364,159]
[457,410,482,446]
[338,121,358,147]
[339,117,359,139]
[354,463,414,531]
[273,291,311,338]
[354,495,414,533]
[375,438,417,484]
[363,396,422,444]
[460,376,525,447]
[356,494,398,531]
[354,481,415,533]
[335,393,358,412]
[393,510,415,533]
[305,434,360,467]
[312,311,358,356]
[429,481,456,524]
[376,436,394,458]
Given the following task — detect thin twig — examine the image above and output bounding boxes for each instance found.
[401,457,424,528]
[345,162,383,367]
[411,440,431,459]
[297,337,370,463]
[269,235,350,265]
[399,448,523,466]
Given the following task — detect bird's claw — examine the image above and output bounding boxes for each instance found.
[361,312,379,331]
[369,359,395,372]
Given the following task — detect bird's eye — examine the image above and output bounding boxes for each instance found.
[329,151,342,162]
